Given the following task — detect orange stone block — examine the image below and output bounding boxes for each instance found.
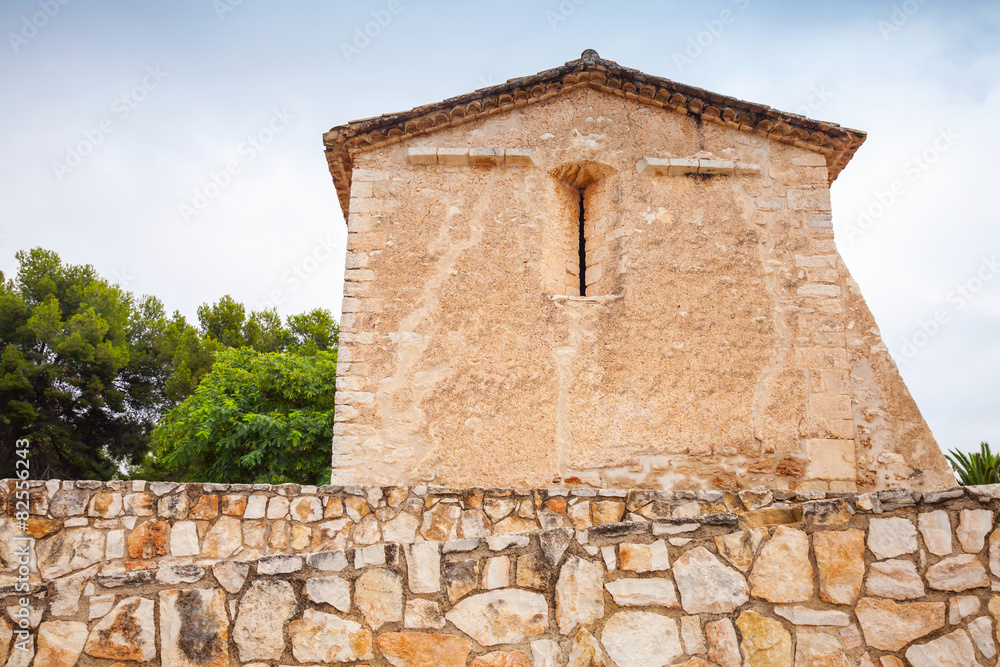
[190,495,219,520]
[375,632,472,667]
[220,494,246,516]
[126,520,168,559]
[470,650,532,667]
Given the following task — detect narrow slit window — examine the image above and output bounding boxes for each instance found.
[549,160,614,297]
[577,188,587,296]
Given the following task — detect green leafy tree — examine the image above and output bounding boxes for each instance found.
[0,248,340,482]
[0,249,163,479]
[946,442,1000,486]
[287,309,340,353]
[150,347,337,485]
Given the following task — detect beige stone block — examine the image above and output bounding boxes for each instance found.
[407,147,437,165]
[344,250,369,268]
[825,419,855,439]
[349,197,382,214]
[957,509,993,553]
[351,168,389,181]
[482,556,510,590]
[602,611,683,665]
[470,147,504,166]
[667,158,699,175]
[793,153,828,167]
[341,297,363,313]
[350,180,373,198]
[346,213,374,233]
[345,230,384,251]
[592,500,624,525]
[749,526,813,603]
[795,254,837,268]
[635,157,671,176]
[809,393,853,421]
[797,283,841,297]
[788,187,832,211]
[814,298,844,314]
[335,377,365,393]
[437,148,469,166]
[804,439,856,480]
[855,597,945,651]
[796,347,849,370]
[698,159,734,175]
[504,148,536,167]
[806,267,840,283]
[810,369,849,393]
[735,162,761,175]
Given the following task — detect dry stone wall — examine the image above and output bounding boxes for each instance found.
[3,479,1000,665]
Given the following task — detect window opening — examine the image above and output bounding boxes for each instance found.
[577,188,587,296]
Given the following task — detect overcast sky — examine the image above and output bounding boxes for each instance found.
[1,0,997,455]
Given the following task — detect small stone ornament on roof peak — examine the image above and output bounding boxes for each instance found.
[581,49,600,63]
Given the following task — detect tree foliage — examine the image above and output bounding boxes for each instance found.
[0,248,165,478]
[150,348,337,485]
[0,247,339,483]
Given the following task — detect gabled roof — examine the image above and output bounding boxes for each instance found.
[323,50,866,220]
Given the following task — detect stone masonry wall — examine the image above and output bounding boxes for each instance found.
[4,479,1000,665]
[332,85,951,492]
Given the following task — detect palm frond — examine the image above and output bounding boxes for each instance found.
[946,442,1000,486]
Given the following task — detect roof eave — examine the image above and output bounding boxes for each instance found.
[323,51,866,221]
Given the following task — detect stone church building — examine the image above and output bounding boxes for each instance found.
[324,50,952,492]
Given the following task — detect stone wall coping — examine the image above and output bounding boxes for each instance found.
[5,478,978,507]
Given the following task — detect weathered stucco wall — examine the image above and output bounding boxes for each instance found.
[3,478,1000,666]
[333,85,950,491]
